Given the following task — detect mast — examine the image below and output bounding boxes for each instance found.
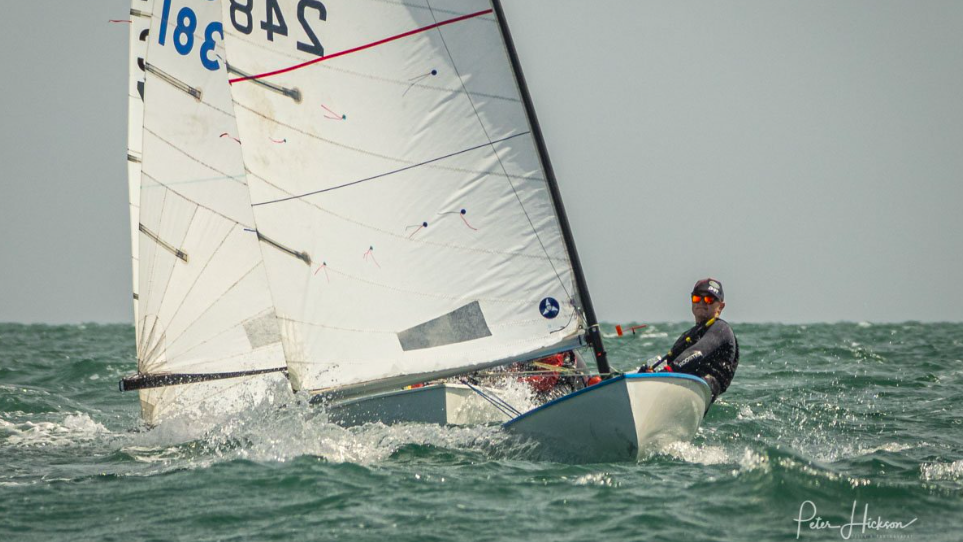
[490,0,611,376]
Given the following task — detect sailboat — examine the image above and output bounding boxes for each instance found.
[120,0,289,425]
[120,0,711,461]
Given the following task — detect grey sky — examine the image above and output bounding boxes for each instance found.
[1,1,961,325]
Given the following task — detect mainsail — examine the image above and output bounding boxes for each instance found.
[220,0,600,398]
[124,0,288,424]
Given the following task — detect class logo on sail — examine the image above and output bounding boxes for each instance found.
[539,297,560,319]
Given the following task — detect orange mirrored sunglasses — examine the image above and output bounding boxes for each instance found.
[691,294,718,304]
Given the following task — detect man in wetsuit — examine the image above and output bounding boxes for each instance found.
[639,278,739,402]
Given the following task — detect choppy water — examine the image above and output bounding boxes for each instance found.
[1,322,961,541]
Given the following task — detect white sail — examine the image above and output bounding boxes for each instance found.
[126,0,154,343]
[221,0,585,397]
[132,0,287,424]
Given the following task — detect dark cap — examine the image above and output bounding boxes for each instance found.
[692,278,724,301]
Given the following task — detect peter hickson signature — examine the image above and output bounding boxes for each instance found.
[795,501,917,540]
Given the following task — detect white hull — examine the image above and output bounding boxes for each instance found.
[504,374,712,462]
[325,384,511,427]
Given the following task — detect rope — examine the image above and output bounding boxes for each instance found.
[461,381,522,418]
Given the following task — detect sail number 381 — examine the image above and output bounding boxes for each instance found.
[230,0,326,57]
[157,0,326,72]
[158,0,224,71]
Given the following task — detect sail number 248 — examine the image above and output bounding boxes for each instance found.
[157,0,326,72]
[230,0,326,57]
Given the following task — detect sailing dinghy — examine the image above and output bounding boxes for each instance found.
[120,0,289,426]
[121,0,712,458]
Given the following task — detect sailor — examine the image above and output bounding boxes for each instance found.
[517,350,598,400]
[640,278,739,402]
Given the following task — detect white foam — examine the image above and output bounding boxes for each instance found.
[653,441,771,478]
[656,441,735,465]
[571,472,619,487]
[0,412,109,448]
[736,404,776,421]
[921,460,963,482]
[121,387,515,468]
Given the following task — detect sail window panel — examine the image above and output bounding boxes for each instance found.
[397,301,493,351]
[244,312,284,350]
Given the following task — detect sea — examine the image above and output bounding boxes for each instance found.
[1,322,961,541]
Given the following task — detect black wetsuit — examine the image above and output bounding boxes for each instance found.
[652,318,739,401]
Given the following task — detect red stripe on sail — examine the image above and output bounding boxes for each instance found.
[229,9,493,84]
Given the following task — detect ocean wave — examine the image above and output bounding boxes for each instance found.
[921,460,963,482]
[654,441,770,474]
[0,412,109,448]
[570,472,619,487]
[113,388,516,469]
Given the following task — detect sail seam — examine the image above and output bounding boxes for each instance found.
[156,222,236,342]
[275,312,573,335]
[161,261,263,355]
[142,172,252,228]
[143,127,248,189]
[162,312,282,372]
[140,187,169,364]
[253,132,531,205]
[141,200,199,373]
[361,0,498,21]
[426,0,572,300]
[325,267,541,303]
[146,201,200,349]
[242,176,569,261]
[229,9,494,84]
[223,31,518,104]
[141,319,168,374]
[167,345,284,372]
[231,100,542,183]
